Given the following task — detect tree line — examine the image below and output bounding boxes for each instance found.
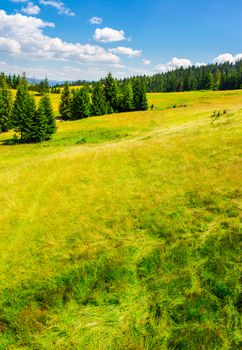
[0,75,56,142]
[59,73,148,120]
[123,61,242,93]
[55,60,241,93]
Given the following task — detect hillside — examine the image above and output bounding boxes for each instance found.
[0,91,241,349]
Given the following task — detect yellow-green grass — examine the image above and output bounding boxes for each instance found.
[0,90,241,349]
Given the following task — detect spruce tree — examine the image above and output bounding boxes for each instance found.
[120,83,134,112]
[132,79,148,111]
[0,80,12,132]
[29,102,47,142]
[59,82,72,120]
[203,72,214,90]
[91,82,108,116]
[39,94,56,140]
[103,73,119,113]
[12,81,36,142]
[72,87,91,120]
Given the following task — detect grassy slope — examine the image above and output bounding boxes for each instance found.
[0,91,241,349]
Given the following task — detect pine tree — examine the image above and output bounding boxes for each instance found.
[103,73,119,113]
[132,79,148,111]
[12,80,36,142]
[39,94,56,140]
[59,82,72,120]
[0,79,12,132]
[91,82,108,116]
[72,87,91,120]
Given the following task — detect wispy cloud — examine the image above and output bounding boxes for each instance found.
[89,16,103,25]
[109,47,142,57]
[39,0,75,16]
[142,59,150,65]
[10,0,28,3]
[22,2,41,15]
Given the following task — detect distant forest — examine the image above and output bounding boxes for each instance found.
[122,60,242,92]
[1,60,241,94]
[66,60,242,93]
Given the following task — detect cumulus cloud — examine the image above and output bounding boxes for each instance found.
[39,0,75,16]
[89,16,103,25]
[156,57,192,72]
[109,46,142,57]
[142,59,151,65]
[0,37,21,54]
[22,2,41,15]
[0,10,119,64]
[94,27,126,43]
[213,53,242,64]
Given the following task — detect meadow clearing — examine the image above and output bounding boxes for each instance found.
[0,90,241,349]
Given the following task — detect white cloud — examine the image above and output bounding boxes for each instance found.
[94,27,126,43]
[0,37,21,54]
[22,2,41,15]
[89,16,103,25]
[10,0,28,2]
[213,53,242,64]
[156,57,192,72]
[109,46,142,57]
[39,0,75,16]
[142,59,150,65]
[0,61,118,81]
[0,10,119,64]
[195,62,206,67]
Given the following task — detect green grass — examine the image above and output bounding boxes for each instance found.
[0,90,241,349]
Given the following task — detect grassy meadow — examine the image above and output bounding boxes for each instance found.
[0,90,241,349]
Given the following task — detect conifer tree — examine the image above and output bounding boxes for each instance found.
[38,78,49,95]
[120,83,134,112]
[103,73,119,113]
[0,79,12,132]
[39,94,56,139]
[203,72,214,90]
[132,79,148,111]
[91,82,108,116]
[72,87,91,120]
[12,80,36,142]
[29,102,47,142]
[59,82,72,120]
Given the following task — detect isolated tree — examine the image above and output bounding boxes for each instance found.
[103,72,119,113]
[59,82,72,120]
[72,87,91,120]
[12,80,36,142]
[39,94,56,139]
[0,80,12,132]
[91,82,108,116]
[132,79,148,111]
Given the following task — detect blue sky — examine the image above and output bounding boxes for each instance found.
[0,0,242,81]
